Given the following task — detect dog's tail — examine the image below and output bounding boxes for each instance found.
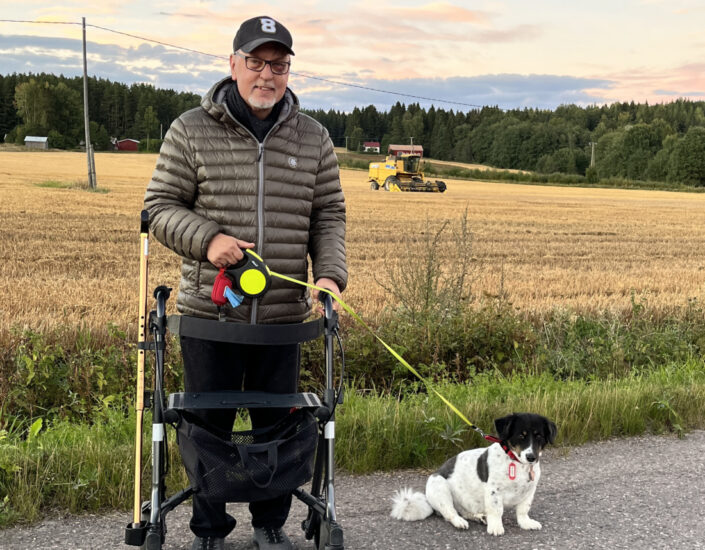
[390,487,434,521]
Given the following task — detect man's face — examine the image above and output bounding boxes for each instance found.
[230,43,290,119]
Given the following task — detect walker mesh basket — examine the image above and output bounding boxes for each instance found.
[175,408,318,502]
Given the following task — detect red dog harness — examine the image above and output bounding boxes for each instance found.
[484,435,536,480]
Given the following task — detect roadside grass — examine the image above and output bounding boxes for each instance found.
[0,407,139,526]
[34,180,109,193]
[1,359,703,528]
[337,359,705,472]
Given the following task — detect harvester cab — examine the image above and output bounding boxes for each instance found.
[368,153,447,193]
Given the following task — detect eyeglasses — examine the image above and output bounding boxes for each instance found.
[235,52,290,75]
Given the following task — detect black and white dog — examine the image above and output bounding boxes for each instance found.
[391,413,557,536]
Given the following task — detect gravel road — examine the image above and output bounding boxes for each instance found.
[2,430,704,549]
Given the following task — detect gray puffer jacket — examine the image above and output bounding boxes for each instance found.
[144,77,347,324]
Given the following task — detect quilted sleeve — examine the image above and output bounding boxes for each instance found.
[143,116,221,261]
[308,128,348,291]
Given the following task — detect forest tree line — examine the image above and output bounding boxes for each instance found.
[0,73,200,151]
[308,100,705,186]
[2,72,705,185]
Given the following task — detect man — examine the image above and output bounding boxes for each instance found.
[144,15,347,550]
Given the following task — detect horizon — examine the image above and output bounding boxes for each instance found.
[3,69,703,116]
[1,1,704,113]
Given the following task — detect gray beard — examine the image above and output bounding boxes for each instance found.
[247,94,276,111]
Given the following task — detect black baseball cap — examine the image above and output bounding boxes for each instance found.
[233,16,294,55]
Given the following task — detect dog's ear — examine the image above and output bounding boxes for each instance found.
[494,414,515,440]
[544,419,558,445]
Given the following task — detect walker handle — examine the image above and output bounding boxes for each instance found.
[319,292,335,322]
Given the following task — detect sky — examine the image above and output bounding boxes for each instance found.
[1,0,704,113]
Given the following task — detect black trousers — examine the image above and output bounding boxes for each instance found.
[180,335,301,538]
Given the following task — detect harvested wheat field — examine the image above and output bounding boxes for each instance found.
[1,149,705,342]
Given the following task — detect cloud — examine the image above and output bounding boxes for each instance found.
[472,24,541,43]
[157,11,207,19]
[0,33,226,93]
[383,1,488,24]
[592,62,705,104]
[293,0,537,56]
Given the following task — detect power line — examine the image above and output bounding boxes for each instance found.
[87,23,226,61]
[0,19,226,59]
[0,19,79,25]
[291,71,486,109]
[0,18,490,110]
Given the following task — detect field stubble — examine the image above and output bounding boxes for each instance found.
[1,150,705,344]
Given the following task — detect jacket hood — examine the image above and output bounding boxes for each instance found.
[201,76,299,127]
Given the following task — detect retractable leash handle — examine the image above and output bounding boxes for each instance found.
[212,249,273,310]
[226,249,272,298]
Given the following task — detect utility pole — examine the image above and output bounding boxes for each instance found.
[82,17,97,190]
[589,141,596,168]
[344,136,349,150]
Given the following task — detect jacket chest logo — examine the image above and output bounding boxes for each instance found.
[288,156,298,168]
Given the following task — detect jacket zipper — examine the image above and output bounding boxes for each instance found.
[223,98,289,324]
[251,141,265,324]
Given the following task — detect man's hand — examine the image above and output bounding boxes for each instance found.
[313,277,342,313]
[206,233,255,269]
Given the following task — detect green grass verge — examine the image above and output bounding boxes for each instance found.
[34,180,109,193]
[1,360,703,527]
[337,359,705,472]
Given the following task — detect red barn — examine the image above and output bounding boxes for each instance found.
[116,138,140,151]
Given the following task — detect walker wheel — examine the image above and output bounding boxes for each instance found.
[142,531,163,550]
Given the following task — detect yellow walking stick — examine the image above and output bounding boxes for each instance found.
[132,210,150,527]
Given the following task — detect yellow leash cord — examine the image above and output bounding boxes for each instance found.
[269,270,490,437]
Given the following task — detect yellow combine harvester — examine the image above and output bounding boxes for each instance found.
[368,154,447,193]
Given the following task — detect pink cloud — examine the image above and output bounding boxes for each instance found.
[388,1,489,24]
[471,24,541,43]
[587,62,705,104]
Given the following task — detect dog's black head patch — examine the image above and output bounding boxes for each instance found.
[494,413,557,462]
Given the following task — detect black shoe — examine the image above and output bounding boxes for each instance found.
[252,526,293,549]
[191,536,225,550]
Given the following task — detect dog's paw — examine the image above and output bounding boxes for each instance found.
[470,513,486,525]
[450,516,469,530]
[518,517,542,531]
[487,514,504,537]
[486,520,505,536]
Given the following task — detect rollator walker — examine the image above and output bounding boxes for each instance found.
[125,211,345,550]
